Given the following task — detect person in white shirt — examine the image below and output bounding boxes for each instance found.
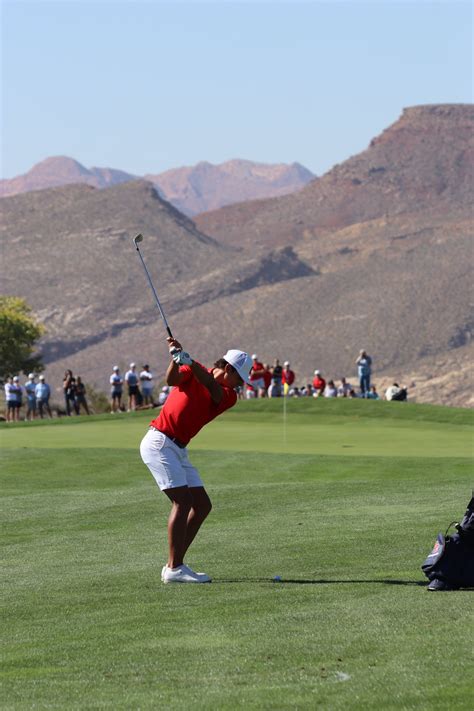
[140,364,154,405]
[109,366,123,413]
[385,383,408,402]
[337,377,353,397]
[124,363,139,411]
[158,385,170,406]
[324,380,338,398]
[4,377,16,422]
[35,375,52,418]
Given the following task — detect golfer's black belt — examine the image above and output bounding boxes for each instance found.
[150,426,187,449]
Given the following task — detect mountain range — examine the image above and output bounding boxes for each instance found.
[1,104,472,407]
[0,157,314,216]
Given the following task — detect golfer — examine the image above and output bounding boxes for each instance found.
[140,337,252,584]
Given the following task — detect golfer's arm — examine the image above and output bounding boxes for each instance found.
[166,360,185,386]
[190,362,223,405]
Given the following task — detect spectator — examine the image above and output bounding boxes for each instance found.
[140,364,154,405]
[356,349,373,398]
[24,373,37,421]
[282,361,295,395]
[262,363,272,396]
[312,370,326,397]
[125,363,139,411]
[11,376,23,420]
[270,359,283,397]
[385,383,408,402]
[348,388,359,398]
[301,383,313,396]
[4,377,17,422]
[35,375,52,418]
[367,385,380,400]
[337,377,353,398]
[245,383,256,399]
[158,385,170,406]
[75,377,91,415]
[249,354,266,397]
[110,366,123,413]
[63,370,79,416]
[324,380,338,398]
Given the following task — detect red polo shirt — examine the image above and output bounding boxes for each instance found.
[150,363,237,445]
[282,368,295,386]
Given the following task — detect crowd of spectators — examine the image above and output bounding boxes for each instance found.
[242,349,407,402]
[4,373,53,422]
[108,363,169,414]
[3,348,408,422]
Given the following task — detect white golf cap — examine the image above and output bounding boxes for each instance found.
[314,369,321,375]
[130,362,136,368]
[223,349,253,384]
[28,372,35,379]
[113,365,119,371]
[251,354,258,360]
[39,374,45,380]
[13,376,19,381]
[284,361,290,366]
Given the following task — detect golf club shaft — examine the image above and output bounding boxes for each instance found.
[134,244,173,339]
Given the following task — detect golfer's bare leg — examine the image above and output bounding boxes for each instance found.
[183,487,212,557]
[164,486,193,568]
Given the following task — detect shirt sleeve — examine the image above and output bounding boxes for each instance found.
[216,386,237,412]
[178,365,193,384]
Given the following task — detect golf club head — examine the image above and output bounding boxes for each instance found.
[134,233,144,247]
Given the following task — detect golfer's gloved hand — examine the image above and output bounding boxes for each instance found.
[172,350,193,366]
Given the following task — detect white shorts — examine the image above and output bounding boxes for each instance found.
[140,428,204,491]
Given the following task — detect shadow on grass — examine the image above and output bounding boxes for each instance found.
[216,578,428,586]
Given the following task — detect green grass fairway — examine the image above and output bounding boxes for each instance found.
[2,400,473,709]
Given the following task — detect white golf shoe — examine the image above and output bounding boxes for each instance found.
[162,564,211,584]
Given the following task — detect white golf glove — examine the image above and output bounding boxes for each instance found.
[172,350,193,366]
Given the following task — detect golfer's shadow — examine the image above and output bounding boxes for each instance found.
[217,578,427,586]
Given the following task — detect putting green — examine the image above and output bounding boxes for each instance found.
[1,399,472,458]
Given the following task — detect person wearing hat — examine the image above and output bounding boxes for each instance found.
[24,373,37,421]
[140,336,252,584]
[312,370,326,397]
[35,375,52,418]
[124,363,139,412]
[282,361,295,396]
[139,364,154,405]
[109,366,123,413]
[4,377,17,422]
[248,353,265,398]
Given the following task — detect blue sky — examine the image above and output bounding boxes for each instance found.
[1,0,472,179]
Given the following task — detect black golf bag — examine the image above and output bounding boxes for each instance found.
[421,494,474,589]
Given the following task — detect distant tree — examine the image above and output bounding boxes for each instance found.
[0,297,45,383]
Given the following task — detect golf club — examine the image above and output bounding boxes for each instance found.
[133,234,173,339]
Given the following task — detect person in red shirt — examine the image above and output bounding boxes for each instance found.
[249,354,266,397]
[263,363,272,394]
[282,361,295,394]
[140,336,252,584]
[312,370,326,397]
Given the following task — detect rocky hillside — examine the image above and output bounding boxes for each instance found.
[195,104,474,248]
[0,156,137,194]
[145,160,314,215]
[1,104,472,407]
[0,157,314,216]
